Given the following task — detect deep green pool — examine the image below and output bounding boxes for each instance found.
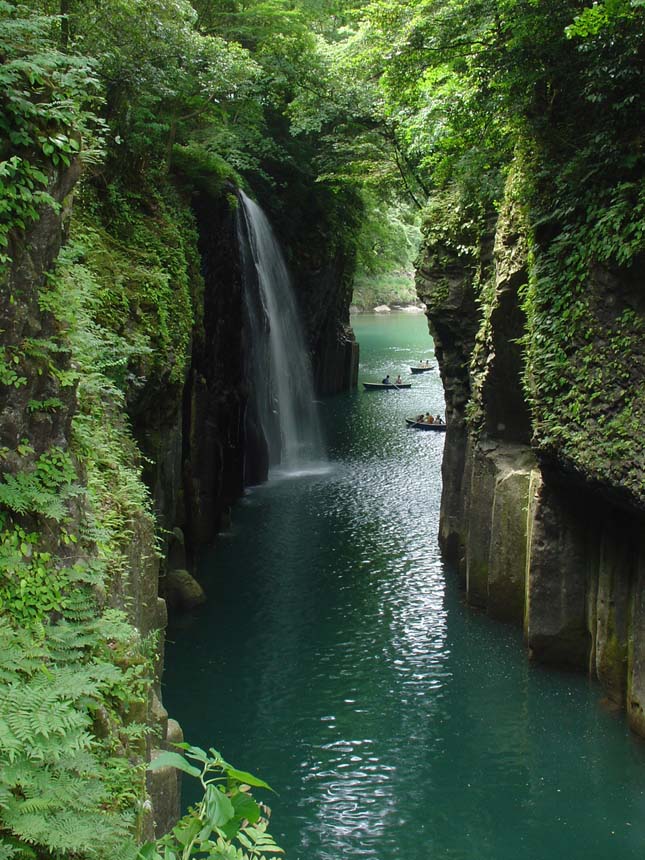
[164,312,645,860]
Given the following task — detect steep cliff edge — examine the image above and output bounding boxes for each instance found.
[0,156,360,853]
[418,169,645,733]
[0,161,180,848]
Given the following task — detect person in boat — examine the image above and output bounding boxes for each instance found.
[395,374,403,385]
[424,413,434,423]
[435,414,444,424]
[415,413,424,422]
[382,374,391,385]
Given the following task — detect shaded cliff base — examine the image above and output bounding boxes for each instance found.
[442,433,645,735]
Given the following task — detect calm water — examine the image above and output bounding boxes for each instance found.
[164,312,645,860]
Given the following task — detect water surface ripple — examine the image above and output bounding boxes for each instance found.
[164,313,645,860]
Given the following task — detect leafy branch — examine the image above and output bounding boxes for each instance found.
[142,745,283,860]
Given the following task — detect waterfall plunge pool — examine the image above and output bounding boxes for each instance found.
[163,311,645,860]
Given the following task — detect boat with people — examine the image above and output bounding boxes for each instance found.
[409,364,434,373]
[363,382,412,390]
[405,417,446,431]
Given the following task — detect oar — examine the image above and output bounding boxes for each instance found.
[392,375,407,390]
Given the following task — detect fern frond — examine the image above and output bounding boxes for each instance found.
[0,839,19,860]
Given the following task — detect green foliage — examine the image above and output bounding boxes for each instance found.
[171,143,243,197]
[1,156,164,860]
[0,446,76,520]
[0,615,144,860]
[521,197,645,495]
[566,0,642,37]
[29,0,263,183]
[350,191,422,306]
[60,190,198,388]
[355,193,421,277]
[40,230,159,570]
[0,347,27,389]
[0,514,71,624]
[352,271,417,310]
[0,1,103,266]
[141,746,283,860]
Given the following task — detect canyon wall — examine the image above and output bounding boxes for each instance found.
[417,170,645,733]
[0,156,359,847]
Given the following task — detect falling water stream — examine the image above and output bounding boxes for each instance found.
[164,305,645,858]
[237,191,324,474]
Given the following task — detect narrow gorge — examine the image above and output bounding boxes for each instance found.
[0,1,643,858]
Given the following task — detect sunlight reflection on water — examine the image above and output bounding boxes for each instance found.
[164,314,645,860]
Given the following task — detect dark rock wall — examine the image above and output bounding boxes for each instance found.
[126,188,248,594]
[415,216,485,566]
[0,164,180,836]
[0,162,81,462]
[256,185,361,396]
[418,171,645,734]
[307,263,359,396]
[183,192,246,547]
[131,180,360,566]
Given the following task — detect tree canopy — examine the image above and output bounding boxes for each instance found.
[1,0,644,855]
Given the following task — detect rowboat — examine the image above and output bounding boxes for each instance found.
[363,382,412,391]
[410,365,434,373]
[405,418,446,431]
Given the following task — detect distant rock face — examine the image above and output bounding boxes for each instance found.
[251,184,360,398]
[297,247,359,396]
[418,167,645,735]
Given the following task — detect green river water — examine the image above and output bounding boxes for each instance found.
[164,312,645,860]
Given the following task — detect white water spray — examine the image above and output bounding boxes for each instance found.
[237,191,324,476]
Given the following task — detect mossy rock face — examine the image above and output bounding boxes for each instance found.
[487,456,535,624]
[469,171,532,445]
[594,522,632,703]
[464,444,498,608]
[525,478,591,670]
[148,748,182,838]
[165,569,206,611]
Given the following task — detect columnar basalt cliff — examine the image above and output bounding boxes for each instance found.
[418,170,645,733]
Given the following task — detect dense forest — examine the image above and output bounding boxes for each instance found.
[1,0,643,857]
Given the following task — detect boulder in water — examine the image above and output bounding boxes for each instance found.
[374,305,391,313]
[165,569,206,611]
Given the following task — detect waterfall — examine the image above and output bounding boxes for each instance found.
[237,190,324,478]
